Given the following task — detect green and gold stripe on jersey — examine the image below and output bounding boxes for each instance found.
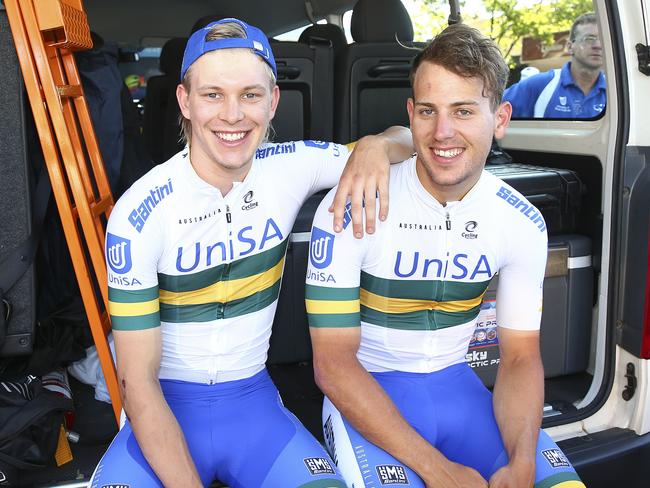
[109,285,160,330]
[307,271,491,330]
[306,285,360,327]
[159,239,288,323]
[109,240,288,330]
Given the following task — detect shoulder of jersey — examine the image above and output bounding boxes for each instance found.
[255,140,348,162]
[483,170,546,233]
[116,153,184,205]
[390,158,413,177]
[318,154,403,209]
[254,140,301,161]
[113,154,182,212]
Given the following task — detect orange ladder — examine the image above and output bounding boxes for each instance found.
[5,0,121,423]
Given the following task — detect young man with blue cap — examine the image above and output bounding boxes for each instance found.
[90,17,413,488]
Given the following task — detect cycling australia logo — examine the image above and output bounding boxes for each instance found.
[541,449,570,468]
[241,190,258,211]
[462,221,478,239]
[376,465,409,485]
[310,227,334,269]
[106,233,132,275]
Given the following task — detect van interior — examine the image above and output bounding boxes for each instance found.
[0,0,616,486]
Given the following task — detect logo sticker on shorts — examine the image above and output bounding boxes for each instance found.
[542,449,570,468]
[303,457,335,475]
[106,233,132,275]
[376,465,409,484]
[310,227,334,269]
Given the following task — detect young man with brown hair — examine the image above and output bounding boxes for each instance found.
[308,24,585,488]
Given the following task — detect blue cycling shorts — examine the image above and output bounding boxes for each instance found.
[322,363,585,488]
[90,369,345,488]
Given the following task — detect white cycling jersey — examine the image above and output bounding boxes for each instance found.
[106,141,349,384]
[306,156,548,373]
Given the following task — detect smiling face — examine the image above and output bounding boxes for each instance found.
[407,61,511,203]
[177,48,279,182]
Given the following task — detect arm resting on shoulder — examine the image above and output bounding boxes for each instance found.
[332,126,413,237]
[489,328,544,488]
[311,327,487,487]
[114,328,203,488]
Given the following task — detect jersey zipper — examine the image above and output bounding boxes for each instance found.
[217,204,233,321]
[210,203,232,384]
[430,207,453,331]
[444,208,453,266]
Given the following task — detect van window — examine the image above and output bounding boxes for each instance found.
[275,19,328,41]
[399,0,605,120]
[119,46,162,102]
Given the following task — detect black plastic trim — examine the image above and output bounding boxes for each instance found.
[560,428,650,487]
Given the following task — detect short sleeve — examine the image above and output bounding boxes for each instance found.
[260,141,350,205]
[305,188,370,328]
[304,141,350,194]
[106,190,164,331]
[495,214,548,331]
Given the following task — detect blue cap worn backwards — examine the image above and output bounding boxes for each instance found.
[180,18,277,81]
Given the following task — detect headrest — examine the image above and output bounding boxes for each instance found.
[181,18,276,81]
[351,0,414,43]
[190,12,240,36]
[299,24,347,57]
[159,37,188,77]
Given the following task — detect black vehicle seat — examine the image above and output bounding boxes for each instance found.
[298,23,347,59]
[269,38,335,142]
[142,37,186,164]
[334,0,420,143]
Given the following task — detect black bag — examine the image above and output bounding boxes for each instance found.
[0,375,72,485]
[26,298,93,377]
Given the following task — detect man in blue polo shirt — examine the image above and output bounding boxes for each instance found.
[504,12,606,119]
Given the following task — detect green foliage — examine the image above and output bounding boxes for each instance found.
[412,0,450,40]
[412,0,594,64]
